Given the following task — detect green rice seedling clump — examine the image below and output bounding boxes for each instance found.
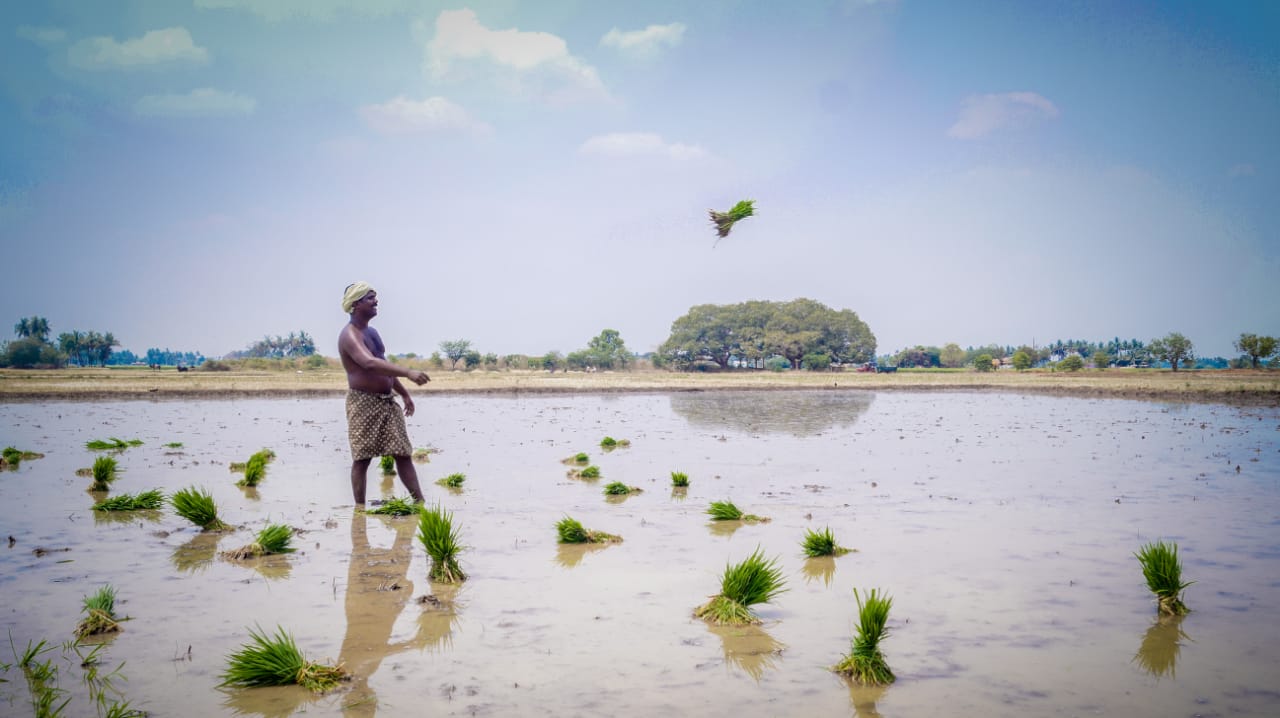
[694,548,787,626]
[75,585,122,637]
[707,500,769,523]
[412,447,437,462]
[832,588,895,685]
[220,625,348,693]
[85,438,143,451]
[556,516,622,544]
[379,455,396,475]
[802,527,852,557]
[436,472,466,488]
[671,471,690,487]
[709,199,756,239]
[574,452,590,463]
[164,442,184,449]
[92,489,164,511]
[600,436,617,448]
[1,446,39,468]
[1136,540,1193,616]
[418,503,466,583]
[171,486,230,531]
[603,481,641,496]
[90,455,119,491]
[578,465,601,479]
[223,523,295,560]
[365,496,422,515]
[237,455,267,487]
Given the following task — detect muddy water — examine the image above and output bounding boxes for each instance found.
[1,391,1278,717]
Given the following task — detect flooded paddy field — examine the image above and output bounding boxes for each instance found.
[1,390,1278,717]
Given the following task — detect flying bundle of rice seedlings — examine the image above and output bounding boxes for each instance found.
[220,625,348,693]
[85,438,143,451]
[90,455,120,491]
[171,486,230,531]
[436,472,466,488]
[832,588,895,685]
[708,199,756,241]
[707,500,769,523]
[379,455,396,475]
[556,516,623,544]
[671,471,690,487]
[802,527,852,557]
[365,496,422,515]
[92,489,164,511]
[1136,540,1193,616]
[694,548,787,626]
[75,584,122,637]
[222,523,296,560]
[418,503,466,583]
[603,481,642,496]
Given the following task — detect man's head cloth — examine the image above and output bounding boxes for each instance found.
[342,282,374,314]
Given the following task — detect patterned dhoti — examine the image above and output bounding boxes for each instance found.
[346,390,413,461]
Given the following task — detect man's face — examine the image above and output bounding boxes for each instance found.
[355,291,378,317]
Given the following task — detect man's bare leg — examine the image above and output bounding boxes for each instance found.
[394,456,425,502]
[351,458,373,504]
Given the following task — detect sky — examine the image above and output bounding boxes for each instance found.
[2,0,1277,360]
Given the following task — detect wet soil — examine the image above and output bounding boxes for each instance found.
[1,391,1278,716]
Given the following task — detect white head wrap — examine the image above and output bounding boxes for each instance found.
[342,281,374,314]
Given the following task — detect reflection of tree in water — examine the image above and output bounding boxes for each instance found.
[170,532,224,574]
[801,556,836,587]
[340,511,460,716]
[706,623,785,682]
[669,390,874,437]
[553,542,611,569]
[1133,615,1190,680]
[845,679,888,718]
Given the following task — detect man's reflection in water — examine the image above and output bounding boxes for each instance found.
[340,510,457,716]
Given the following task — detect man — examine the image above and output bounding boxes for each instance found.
[338,282,430,504]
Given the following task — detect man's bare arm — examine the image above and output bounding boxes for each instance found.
[339,326,430,385]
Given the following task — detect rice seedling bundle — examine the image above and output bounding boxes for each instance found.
[238,456,266,487]
[220,625,348,693]
[694,548,787,626]
[603,481,641,496]
[92,489,164,511]
[600,436,631,449]
[802,527,852,557]
[706,500,769,523]
[708,199,756,239]
[2,446,39,468]
[75,585,122,637]
[164,442,184,449]
[577,465,601,479]
[379,455,396,475]
[171,486,230,531]
[832,588,895,685]
[412,447,437,462]
[418,503,466,583]
[436,472,466,488]
[1135,540,1192,616]
[85,438,143,451]
[90,455,119,491]
[365,496,422,515]
[671,471,690,487]
[561,452,590,465]
[556,516,622,544]
[223,523,296,560]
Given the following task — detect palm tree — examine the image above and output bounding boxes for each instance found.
[14,317,30,338]
[29,316,50,342]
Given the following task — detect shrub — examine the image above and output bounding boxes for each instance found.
[765,356,790,372]
[201,359,231,371]
[973,353,995,372]
[802,353,831,371]
[1058,354,1085,372]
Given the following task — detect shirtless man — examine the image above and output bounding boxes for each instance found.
[338,282,430,504]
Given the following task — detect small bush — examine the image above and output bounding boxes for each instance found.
[201,359,231,372]
[1058,354,1085,372]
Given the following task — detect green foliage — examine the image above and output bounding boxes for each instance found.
[1234,333,1278,369]
[708,199,755,239]
[1091,350,1112,368]
[707,500,743,520]
[802,352,831,371]
[171,486,229,531]
[832,588,895,685]
[418,503,466,583]
[224,524,295,559]
[939,342,967,368]
[1136,541,1192,616]
[574,452,590,464]
[765,356,790,372]
[90,455,119,491]
[13,315,51,342]
[75,585,121,637]
[2,446,24,468]
[1011,350,1032,371]
[1058,354,1085,372]
[463,350,482,370]
[602,481,639,496]
[670,471,690,487]
[694,548,787,625]
[379,455,396,475]
[436,472,466,488]
[220,625,348,692]
[801,527,851,557]
[973,353,996,372]
[364,496,422,515]
[1150,332,1195,371]
[439,339,472,370]
[237,453,268,487]
[92,489,164,511]
[600,436,617,448]
[578,465,601,479]
[85,438,143,451]
[556,516,622,544]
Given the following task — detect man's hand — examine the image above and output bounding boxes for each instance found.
[407,370,430,386]
[403,394,416,417]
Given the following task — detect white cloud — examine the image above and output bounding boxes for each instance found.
[578,132,708,160]
[195,0,415,22]
[1228,163,1256,178]
[600,22,686,59]
[16,25,67,46]
[423,9,606,101]
[69,27,209,70]
[947,92,1059,139]
[360,95,491,135]
[134,88,256,118]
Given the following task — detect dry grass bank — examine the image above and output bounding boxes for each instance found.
[1,366,1277,404]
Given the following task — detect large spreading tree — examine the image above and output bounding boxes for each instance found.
[1149,332,1194,372]
[1234,333,1277,369]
